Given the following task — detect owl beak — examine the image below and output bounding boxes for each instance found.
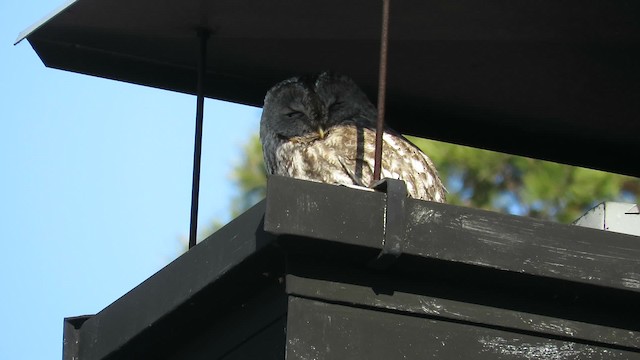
[317,126,326,139]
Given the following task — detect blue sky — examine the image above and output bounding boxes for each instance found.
[1,1,261,358]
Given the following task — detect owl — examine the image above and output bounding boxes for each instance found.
[260,72,445,202]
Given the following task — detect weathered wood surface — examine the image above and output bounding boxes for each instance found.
[286,296,640,359]
[286,271,639,350]
[404,199,640,293]
[265,177,384,246]
[266,176,640,293]
[62,176,640,359]
[268,176,640,355]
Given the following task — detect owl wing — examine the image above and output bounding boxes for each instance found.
[336,157,367,187]
[321,124,374,187]
[267,123,445,202]
[378,129,446,202]
[331,125,445,202]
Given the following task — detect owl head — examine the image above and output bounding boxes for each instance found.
[260,72,377,143]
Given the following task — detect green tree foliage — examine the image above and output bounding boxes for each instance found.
[408,137,640,223]
[195,134,267,242]
[229,133,268,218]
[226,133,639,224]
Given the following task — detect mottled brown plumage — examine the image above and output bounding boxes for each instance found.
[260,72,445,202]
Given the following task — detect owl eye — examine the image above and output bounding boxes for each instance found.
[285,111,303,118]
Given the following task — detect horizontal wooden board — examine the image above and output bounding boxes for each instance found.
[287,296,640,359]
[266,176,640,293]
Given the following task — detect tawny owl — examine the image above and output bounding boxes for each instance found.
[260,72,445,202]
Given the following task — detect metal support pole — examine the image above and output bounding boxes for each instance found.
[373,0,390,181]
[189,29,209,249]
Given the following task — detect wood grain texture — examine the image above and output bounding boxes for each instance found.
[266,176,640,293]
[286,296,640,359]
[285,271,640,350]
[404,199,640,293]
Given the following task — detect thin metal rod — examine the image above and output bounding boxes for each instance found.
[189,29,209,249]
[373,0,390,182]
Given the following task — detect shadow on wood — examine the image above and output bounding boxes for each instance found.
[63,176,640,359]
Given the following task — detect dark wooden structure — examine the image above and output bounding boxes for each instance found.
[63,176,640,359]
[17,0,640,178]
[17,0,640,358]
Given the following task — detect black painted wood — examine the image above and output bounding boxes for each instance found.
[286,296,640,359]
[285,258,640,350]
[271,176,640,356]
[62,316,90,360]
[266,176,640,293]
[20,0,640,177]
[165,285,287,360]
[265,176,384,248]
[62,176,640,359]
[403,198,640,293]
